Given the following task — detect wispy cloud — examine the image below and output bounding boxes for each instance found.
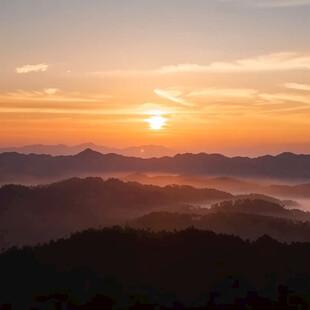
[0,89,123,118]
[16,63,49,74]
[285,83,310,91]
[157,53,310,74]
[153,87,262,117]
[154,89,195,107]
[258,93,310,105]
[94,52,310,77]
[0,89,112,103]
[155,87,260,106]
[154,86,310,117]
[187,88,258,99]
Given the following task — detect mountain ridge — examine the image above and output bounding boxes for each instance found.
[0,143,180,158]
[1,148,310,182]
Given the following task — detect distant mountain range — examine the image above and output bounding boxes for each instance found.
[1,148,310,183]
[0,143,180,158]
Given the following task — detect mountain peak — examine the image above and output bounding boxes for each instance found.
[76,148,103,157]
[277,152,297,158]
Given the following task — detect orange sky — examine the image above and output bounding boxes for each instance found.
[1,1,310,155]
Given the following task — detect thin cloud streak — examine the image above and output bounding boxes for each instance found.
[94,52,310,77]
[0,107,138,116]
[153,86,310,117]
[187,88,258,99]
[0,90,113,103]
[285,83,310,91]
[259,93,310,105]
[154,89,196,107]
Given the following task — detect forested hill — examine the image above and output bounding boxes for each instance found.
[130,209,310,243]
[0,177,232,248]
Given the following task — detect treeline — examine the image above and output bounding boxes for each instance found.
[210,199,310,221]
[130,210,310,243]
[1,227,310,309]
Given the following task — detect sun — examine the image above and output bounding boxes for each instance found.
[147,115,167,130]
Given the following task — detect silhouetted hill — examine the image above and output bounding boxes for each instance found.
[2,227,310,309]
[123,174,310,202]
[0,143,179,158]
[265,183,310,199]
[210,199,305,220]
[0,177,232,248]
[122,173,257,193]
[130,199,310,242]
[177,198,303,220]
[2,149,310,183]
[130,211,310,243]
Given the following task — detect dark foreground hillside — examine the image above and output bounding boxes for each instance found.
[1,227,310,309]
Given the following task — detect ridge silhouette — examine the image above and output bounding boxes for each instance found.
[2,149,310,183]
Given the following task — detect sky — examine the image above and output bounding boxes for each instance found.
[0,0,310,156]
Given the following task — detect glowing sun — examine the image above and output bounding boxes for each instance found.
[147,115,167,130]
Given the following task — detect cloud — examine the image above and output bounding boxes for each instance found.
[157,53,310,74]
[154,87,261,113]
[44,88,60,95]
[0,107,139,117]
[94,52,310,77]
[258,93,310,105]
[0,89,112,103]
[156,87,258,102]
[285,83,310,91]
[16,63,49,74]
[220,0,310,7]
[154,86,310,117]
[0,89,119,118]
[187,88,258,99]
[154,89,195,107]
